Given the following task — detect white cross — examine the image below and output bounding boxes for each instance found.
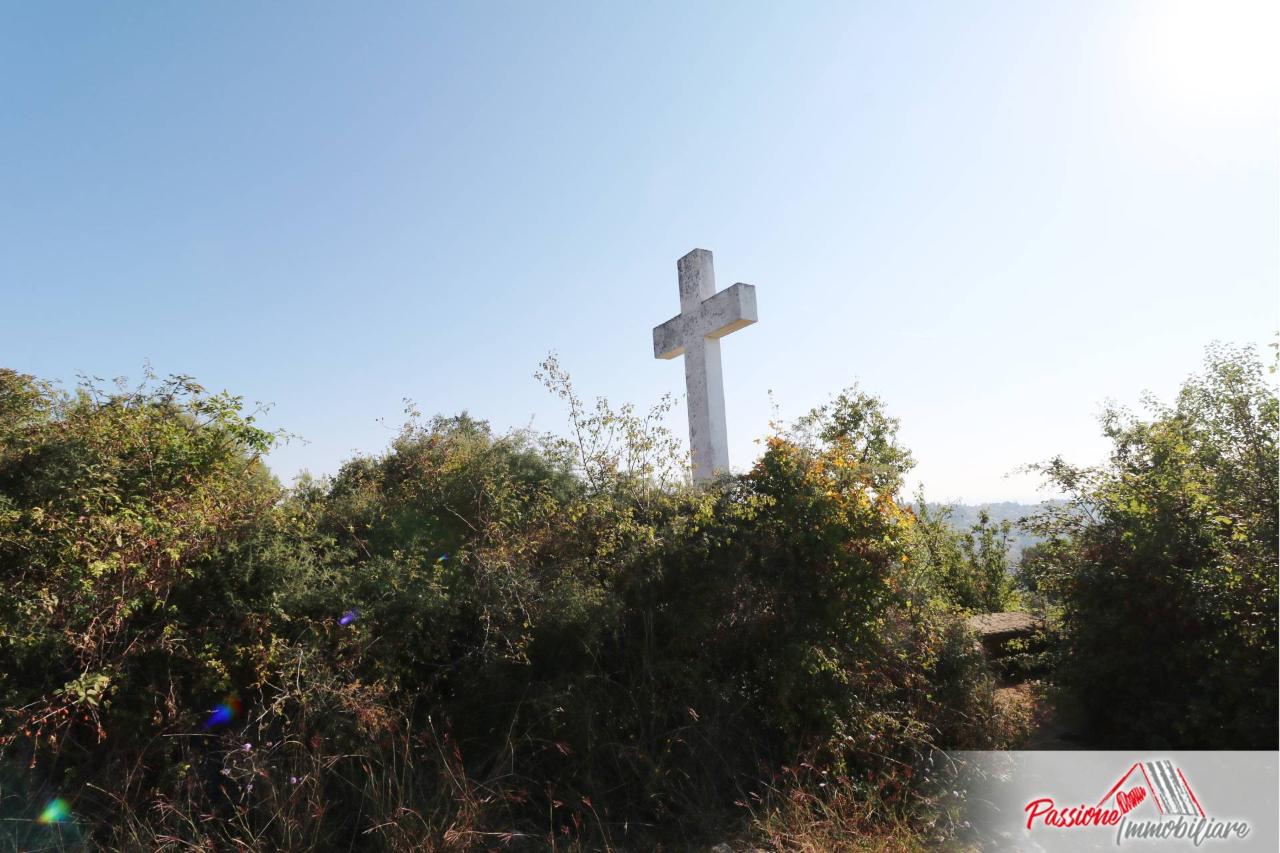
[652,248,758,483]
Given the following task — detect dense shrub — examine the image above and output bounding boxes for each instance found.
[1,366,1009,850]
[905,501,1017,614]
[1021,344,1278,749]
[0,370,281,763]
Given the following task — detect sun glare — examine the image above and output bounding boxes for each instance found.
[1131,0,1278,119]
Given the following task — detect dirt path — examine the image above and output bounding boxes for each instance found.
[994,681,1082,749]
[967,613,1084,749]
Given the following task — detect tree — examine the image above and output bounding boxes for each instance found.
[907,500,1015,613]
[789,385,915,497]
[1024,343,1278,748]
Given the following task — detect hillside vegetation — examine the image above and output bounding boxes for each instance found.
[928,502,1053,565]
[1020,343,1277,749]
[0,343,1274,850]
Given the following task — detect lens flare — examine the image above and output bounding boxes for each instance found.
[202,696,243,730]
[338,608,359,626]
[37,798,70,824]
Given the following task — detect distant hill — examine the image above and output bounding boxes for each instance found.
[925,501,1061,564]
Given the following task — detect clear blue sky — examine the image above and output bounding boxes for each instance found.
[3,1,1276,502]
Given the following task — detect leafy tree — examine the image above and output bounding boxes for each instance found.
[1023,343,1278,748]
[789,386,915,496]
[907,500,1016,612]
[960,510,1016,612]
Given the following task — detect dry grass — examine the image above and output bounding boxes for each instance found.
[731,756,985,853]
[745,781,970,853]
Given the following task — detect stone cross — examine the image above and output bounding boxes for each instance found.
[652,248,758,482]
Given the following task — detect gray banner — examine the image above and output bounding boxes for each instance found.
[950,751,1278,851]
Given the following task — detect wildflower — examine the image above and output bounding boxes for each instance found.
[242,743,252,752]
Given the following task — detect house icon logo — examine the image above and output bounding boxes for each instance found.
[1096,760,1204,819]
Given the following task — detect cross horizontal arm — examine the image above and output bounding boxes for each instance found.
[699,282,757,339]
[652,282,758,360]
[652,314,685,360]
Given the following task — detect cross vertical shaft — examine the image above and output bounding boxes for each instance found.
[678,248,716,311]
[653,249,758,483]
[677,250,729,482]
[684,327,729,482]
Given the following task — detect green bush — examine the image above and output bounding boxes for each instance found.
[0,366,1010,849]
[1022,344,1278,748]
[905,501,1017,613]
[0,370,281,763]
